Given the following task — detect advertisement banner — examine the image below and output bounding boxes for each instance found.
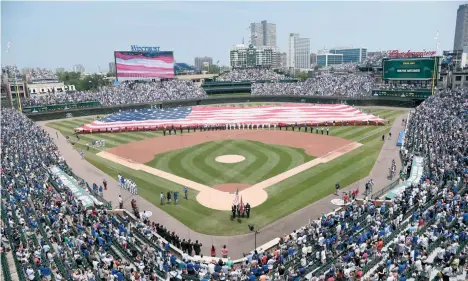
[372,89,431,99]
[50,166,102,208]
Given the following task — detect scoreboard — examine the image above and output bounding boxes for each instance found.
[382,57,438,80]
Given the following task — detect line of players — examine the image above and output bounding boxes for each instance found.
[159,120,377,136]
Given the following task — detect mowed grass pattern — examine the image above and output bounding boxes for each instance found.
[48,108,405,235]
[146,140,315,186]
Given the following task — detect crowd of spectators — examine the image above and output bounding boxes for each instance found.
[1,87,467,281]
[321,63,358,72]
[21,80,207,107]
[28,68,58,81]
[0,108,204,281]
[361,51,389,66]
[252,74,375,97]
[217,69,287,81]
[1,65,21,80]
[403,88,468,184]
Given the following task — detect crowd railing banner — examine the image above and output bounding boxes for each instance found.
[22,101,101,113]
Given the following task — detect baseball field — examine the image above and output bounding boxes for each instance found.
[47,106,405,235]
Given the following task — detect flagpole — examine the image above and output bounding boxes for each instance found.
[432,31,439,96]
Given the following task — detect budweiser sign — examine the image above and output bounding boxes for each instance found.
[387,50,437,58]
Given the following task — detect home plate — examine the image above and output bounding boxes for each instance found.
[331,199,345,206]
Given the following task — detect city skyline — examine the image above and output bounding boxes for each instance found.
[1,1,463,73]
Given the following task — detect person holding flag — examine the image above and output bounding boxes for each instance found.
[239,196,245,218]
[232,188,239,219]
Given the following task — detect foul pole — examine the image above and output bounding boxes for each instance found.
[431,31,439,96]
[431,57,437,96]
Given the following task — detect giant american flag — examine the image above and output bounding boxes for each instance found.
[78,104,384,132]
[115,51,175,80]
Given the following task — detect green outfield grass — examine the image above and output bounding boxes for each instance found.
[48,107,405,235]
[146,139,315,186]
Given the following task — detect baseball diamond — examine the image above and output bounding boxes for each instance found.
[46,106,404,236]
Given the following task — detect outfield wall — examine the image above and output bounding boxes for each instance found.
[26,95,421,121]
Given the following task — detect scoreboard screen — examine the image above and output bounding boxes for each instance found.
[382,58,438,80]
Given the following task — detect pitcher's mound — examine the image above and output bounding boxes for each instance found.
[215,154,245,164]
[212,183,250,193]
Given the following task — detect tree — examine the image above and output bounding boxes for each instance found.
[297,71,308,81]
[203,65,220,74]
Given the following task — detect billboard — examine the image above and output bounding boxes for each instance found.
[114,51,174,81]
[382,57,438,80]
[372,89,431,99]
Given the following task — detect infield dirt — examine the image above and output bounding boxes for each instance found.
[107,130,354,163]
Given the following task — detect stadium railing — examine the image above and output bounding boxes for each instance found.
[370,179,399,199]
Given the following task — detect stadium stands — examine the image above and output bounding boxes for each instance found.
[22,80,207,107]
[218,69,287,82]
[361,51,389,67]
[1,88,467,281]
[252,74,375,97]
[1,66,22,81]
[321,63,358,72]
[28,68,58,81]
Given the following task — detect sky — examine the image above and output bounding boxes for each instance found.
[1,1,463,73]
